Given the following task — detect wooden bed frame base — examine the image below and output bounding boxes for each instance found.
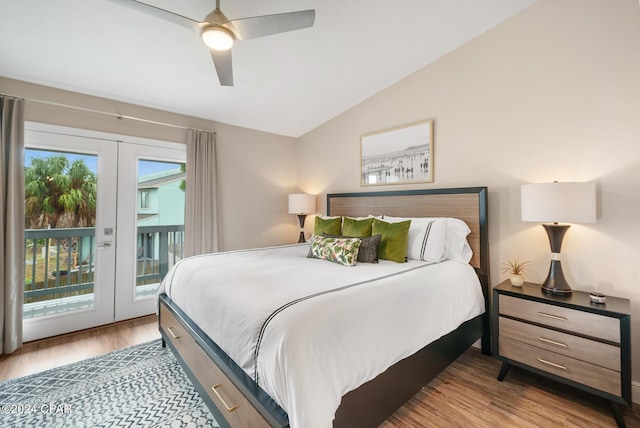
[160,294,288,428]
[159,187,491,427]
[334,315,483,428]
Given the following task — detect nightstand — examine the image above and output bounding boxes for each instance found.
[493,281,631,427]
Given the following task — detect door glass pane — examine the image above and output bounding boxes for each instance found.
[135,159,185,298]
[23,149,98,319]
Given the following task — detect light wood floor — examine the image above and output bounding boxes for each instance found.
[0,315,160,381]
[383,349,640,428]
[1,317,638,427]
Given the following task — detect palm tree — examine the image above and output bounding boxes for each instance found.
[179,163,186,191]
[25,155,97,229]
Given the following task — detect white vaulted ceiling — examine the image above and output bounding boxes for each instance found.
[0,0,536,137]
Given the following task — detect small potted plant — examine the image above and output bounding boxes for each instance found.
[501,258,530,287]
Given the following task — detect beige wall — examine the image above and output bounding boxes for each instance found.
[0,76,299,250]
[298,0,640,387]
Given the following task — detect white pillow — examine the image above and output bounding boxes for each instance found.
[344,215,383,220]
[382,216,447,262]
[443,218,473,263]
[383,216,472,263]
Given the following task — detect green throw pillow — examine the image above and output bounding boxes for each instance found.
[314,216,342,236]
[372,218,411,263]
[342,217,374,237]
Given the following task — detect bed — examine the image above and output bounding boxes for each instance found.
[157,187,491,428]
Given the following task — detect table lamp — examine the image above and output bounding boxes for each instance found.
[521,182,596,295]
[288,193,316,243]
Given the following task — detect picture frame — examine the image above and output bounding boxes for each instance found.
[360,119,433,186]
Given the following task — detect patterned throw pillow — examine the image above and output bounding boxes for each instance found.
[307,235,362,267]
[321,233,381,263]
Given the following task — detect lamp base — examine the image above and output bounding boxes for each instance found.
[541,224,572,296]
[297,214,307,243]
[541,259,572,295]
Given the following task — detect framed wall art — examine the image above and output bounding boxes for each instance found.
[360,119,433,186]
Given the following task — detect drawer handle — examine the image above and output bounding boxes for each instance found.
[212,384,239,412]
[537,357,567,370]
[537,312,568,321]
[167,326,180,340]
[537,337,568,347]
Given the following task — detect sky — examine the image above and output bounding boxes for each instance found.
[25,149,182,177]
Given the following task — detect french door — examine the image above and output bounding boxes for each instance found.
[23,123,185,341]
[115,142,186,321]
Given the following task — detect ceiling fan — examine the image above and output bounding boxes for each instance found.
[109,0,315,86]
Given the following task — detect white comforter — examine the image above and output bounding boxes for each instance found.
[157,244,484,428]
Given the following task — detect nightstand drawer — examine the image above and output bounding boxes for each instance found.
[499,316,620,371]
[499,337,621,397]
[499,295,620,343]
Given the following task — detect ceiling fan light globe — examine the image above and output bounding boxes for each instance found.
[202,27,234,51]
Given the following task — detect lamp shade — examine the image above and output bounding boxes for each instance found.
[288,193,315,215]
[521,182,596,224]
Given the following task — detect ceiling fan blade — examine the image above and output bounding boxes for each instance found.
[210,49,234,87]
[107,0,204,31]
[225,10,315,41]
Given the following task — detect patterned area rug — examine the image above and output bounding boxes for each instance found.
[0,340,219,428]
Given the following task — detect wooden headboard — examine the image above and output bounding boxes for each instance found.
[327,188,488,271]
[327,187,490,334]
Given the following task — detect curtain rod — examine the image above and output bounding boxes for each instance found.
[1,92,215,134]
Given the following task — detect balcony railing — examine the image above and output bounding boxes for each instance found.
[24,225,184,319]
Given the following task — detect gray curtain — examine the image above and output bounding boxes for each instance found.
[184,130,220,257]
[0,96,25,355]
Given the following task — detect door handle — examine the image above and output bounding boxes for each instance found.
[97,241,112,248]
